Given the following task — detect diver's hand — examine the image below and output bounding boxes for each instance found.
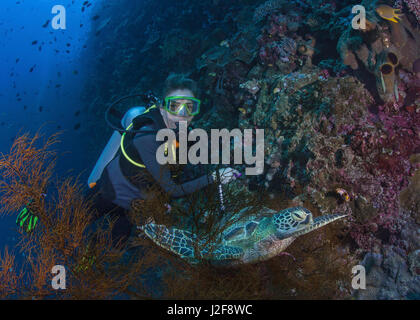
[16,201,38,233]
[212,168,241,185]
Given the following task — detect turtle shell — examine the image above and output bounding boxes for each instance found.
[221,208,276,245]
[223,220,259,242]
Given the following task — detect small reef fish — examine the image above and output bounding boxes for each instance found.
[336,188,350,202]
[376,5,403,23]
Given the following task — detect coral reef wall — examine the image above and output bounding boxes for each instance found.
[80,0,420,299]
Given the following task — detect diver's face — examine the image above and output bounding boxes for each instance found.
[161,88,195,129]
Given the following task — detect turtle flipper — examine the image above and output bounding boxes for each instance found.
[140,223,244,262]
[141,223,197,259]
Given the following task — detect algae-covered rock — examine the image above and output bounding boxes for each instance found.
[352,196,378,224]
[400,169,420,224]
[408,249,420,276]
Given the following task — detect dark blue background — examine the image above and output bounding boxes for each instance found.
[0,0,100,256]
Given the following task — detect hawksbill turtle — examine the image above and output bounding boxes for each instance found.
[139,206,346,265]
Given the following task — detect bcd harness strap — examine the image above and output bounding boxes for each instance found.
[120,105,177,168]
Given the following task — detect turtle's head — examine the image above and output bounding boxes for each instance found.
[274,207,347,239]
[273,207,313,239]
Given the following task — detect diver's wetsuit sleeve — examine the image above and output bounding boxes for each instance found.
[133,134,214,197]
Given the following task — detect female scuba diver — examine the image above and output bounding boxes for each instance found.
[84,74,240,245]
[17,74,240,245]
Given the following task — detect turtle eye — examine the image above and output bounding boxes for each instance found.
[291,210,307,222]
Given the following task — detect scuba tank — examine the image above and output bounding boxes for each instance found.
[87,93,160,188]
[88,106,146,188]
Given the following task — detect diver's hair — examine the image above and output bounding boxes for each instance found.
[162,73,200,99]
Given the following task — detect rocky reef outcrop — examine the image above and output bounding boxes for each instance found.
[337,0,420,104]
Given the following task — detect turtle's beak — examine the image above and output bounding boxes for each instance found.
[293,213,347,237]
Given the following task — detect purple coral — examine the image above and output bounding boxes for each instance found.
[339,100,420,249]
[268,14,288,37]
[395,0,420,22]
[403,0,420,21]
[257,13,289,46]
[259,38,297,65]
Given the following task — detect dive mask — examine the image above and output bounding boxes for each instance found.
[164,96,201,117]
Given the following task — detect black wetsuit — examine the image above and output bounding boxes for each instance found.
[89,107,213,244]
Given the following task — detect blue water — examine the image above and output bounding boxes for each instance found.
[0,0,101,256]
